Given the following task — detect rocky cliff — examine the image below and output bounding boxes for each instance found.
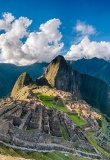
[11,72,33,97]
[43,55,81,98]
[76,72,110,115]
[40,55,110,116]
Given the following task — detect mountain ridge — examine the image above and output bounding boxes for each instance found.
[12,55,110,116]
[69,57,110,84]
[0,62,48,98]
[1,57,110,102]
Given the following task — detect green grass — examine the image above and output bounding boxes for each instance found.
[28,151,51,160]
[26,126,34,130]
[15,149,32,159]
[101,117,107,134]
[43,152,90,160]
[85,135,110,157]
[0,144,20,157]
[39,93,69,112]
[60,123,70,140]
[34,92,87,127]
[87,129,96,136]
[44,152,64,160]
[68,114,86,126]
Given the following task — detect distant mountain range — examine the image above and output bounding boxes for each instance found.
[0,57,110,99]
[0,62,48,98]
[69,57,110,84]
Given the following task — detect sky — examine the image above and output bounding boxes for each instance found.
[0,0,110,65]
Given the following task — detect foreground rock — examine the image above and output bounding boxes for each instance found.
[0,98,101,159]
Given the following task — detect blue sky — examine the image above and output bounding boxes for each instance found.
[0,0,110,65]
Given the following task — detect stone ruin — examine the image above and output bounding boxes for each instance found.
[0,99,101,159]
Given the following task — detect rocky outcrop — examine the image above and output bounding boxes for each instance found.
[43,55,81,99]
[39,55,110,116]
[0,101,94,152]
[11,72,33,97]
[35,76,51,87]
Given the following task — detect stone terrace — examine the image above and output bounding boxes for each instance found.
[0,99,98,158]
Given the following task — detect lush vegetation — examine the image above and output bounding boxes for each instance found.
[68,114,86,126]
[87,129,96,136]
[60,122,70,140]
[38,93,69,112]
[83,133,110,158]
[33,89,87,127]
[101,117,107,134]
[33,90,87,126]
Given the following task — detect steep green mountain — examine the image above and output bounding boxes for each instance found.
[77,73,110,115]
[0,62,48,98]
[38,55,110,116]
[1,57,110,99]
[69,57,110,84]
[0,72,10,98]
[43,55,81,98]
[11,72,33,97]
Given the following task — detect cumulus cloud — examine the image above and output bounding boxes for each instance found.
[65,20,110,61]
[0,12,15,31]
[65,36,110,60]
[1,14,110,64]
[0,13,63,65]
[3,12,15,23]
[22,18,63,63]
[74,20,96,36]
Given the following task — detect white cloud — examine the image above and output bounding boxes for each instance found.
[22,18,63,63]
[74,20,96,36]
[1,14,110,64]
[3,12,15,23]
[0,13,63,65]
[65,36,110,61]
[65,21,110,61]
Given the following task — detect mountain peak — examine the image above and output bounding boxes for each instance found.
[40,55,80,99]
[11,72,33,97]
[52,55,66,63]
[50,55,68,68]
[43,55,69,88]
